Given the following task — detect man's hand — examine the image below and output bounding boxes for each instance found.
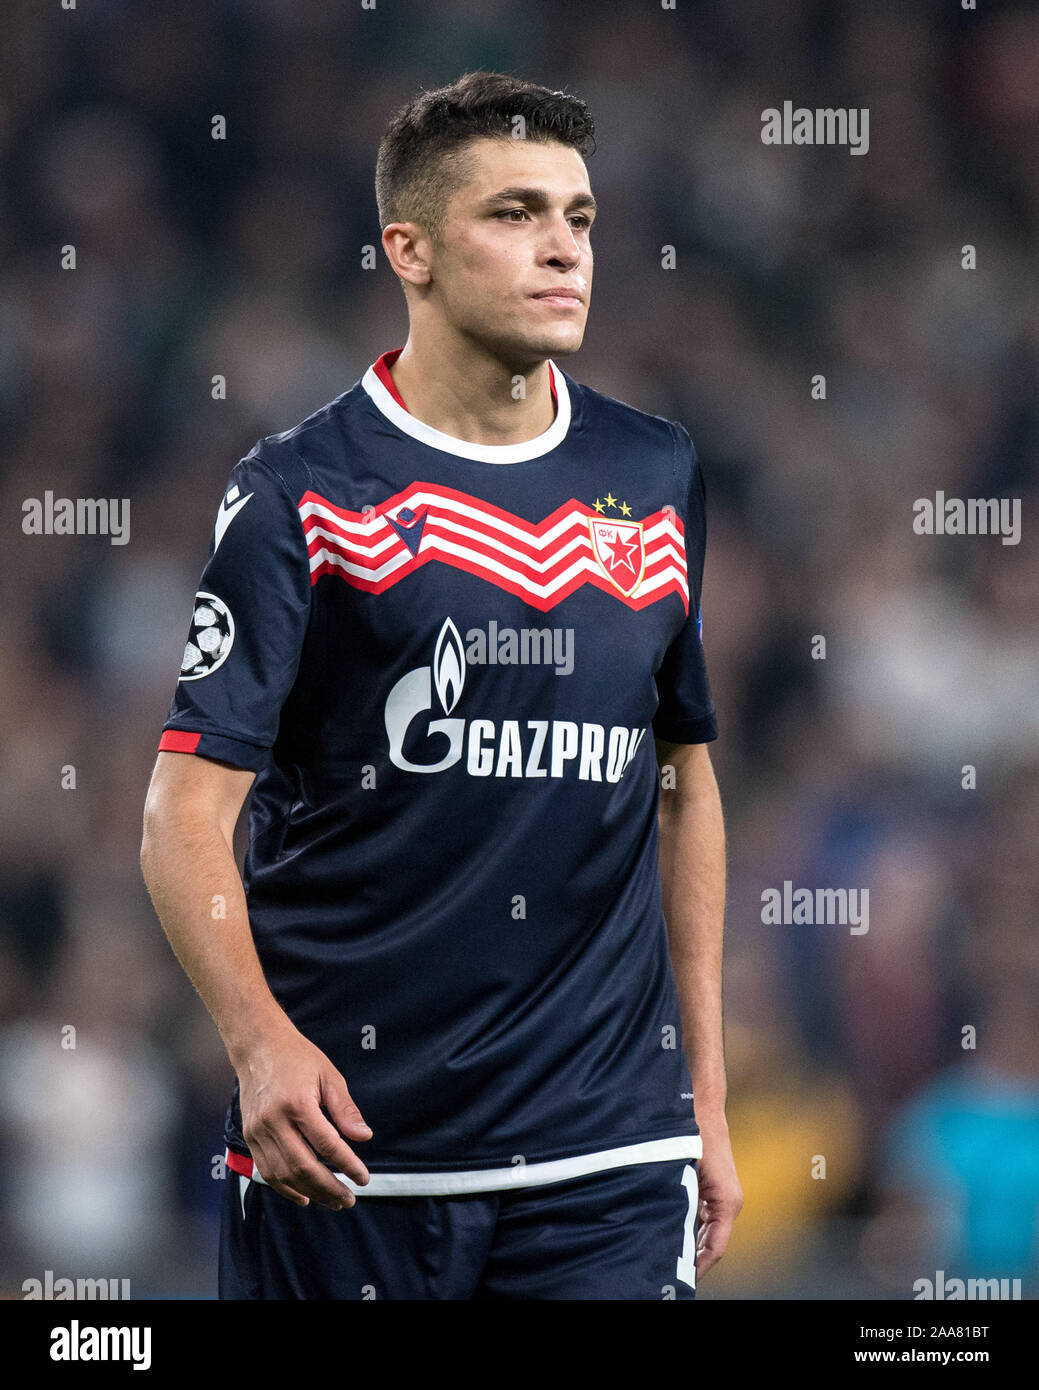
[235,1019,373,1210]
[695,1112,743,1278]
[141,754,373,1214]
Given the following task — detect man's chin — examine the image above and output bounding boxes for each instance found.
[514,326,585,363]
[473,320,585,370]
[543,333,583,358]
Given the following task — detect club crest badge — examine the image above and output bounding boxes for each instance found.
[588,516,646,597]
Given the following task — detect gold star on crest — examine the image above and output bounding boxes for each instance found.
[590,493,637,516]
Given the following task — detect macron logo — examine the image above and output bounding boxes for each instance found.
[213,484,254,552]
[387,504,428,556]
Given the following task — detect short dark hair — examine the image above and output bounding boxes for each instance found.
[375,70,596,242]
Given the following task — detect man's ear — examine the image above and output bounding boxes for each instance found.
[382,221,433,288]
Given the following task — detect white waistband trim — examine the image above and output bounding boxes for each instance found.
[240,1135,702,1198]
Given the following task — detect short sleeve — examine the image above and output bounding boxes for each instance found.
[651,422,718,744]
[158,448,311,771]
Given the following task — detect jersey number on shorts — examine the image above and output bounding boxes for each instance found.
[676,1162,698,1290]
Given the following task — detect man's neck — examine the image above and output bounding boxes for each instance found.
[388,336,557,446]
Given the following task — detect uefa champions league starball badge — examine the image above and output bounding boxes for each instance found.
[179,591,235,680]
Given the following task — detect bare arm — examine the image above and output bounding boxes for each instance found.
[140,750,371,1210]
[656,738,742,1277]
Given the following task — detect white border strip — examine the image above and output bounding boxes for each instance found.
[361,359,572,463]
[234,1134,702,1198]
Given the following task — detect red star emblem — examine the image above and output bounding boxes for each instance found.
[603,529,640,575]
[587,513,646,598]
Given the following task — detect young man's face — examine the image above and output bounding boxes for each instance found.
[425,136,594,366]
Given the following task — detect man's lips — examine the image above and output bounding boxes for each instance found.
[530,288,584,304]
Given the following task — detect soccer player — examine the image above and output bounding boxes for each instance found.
[141,70,742,1300]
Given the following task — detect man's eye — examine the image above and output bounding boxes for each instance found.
[495,209,592,228]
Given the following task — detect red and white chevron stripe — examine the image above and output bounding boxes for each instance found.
[298,482,689,614]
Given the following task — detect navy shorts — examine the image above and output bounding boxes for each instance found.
[219,1157,700,1300]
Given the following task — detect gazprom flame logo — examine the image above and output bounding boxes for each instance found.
[433,617,465,714]
[385,617,467,773]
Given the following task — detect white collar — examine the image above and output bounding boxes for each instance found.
[361,357,572,463]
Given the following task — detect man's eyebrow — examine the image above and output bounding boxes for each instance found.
[481,187,598,214]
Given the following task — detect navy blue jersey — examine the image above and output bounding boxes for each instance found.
[159,350,718,1195]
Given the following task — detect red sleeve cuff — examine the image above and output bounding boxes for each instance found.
[158,730,202,753]
[158,726,270,771]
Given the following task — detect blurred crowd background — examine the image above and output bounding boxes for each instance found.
[1,0,1037,1298]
